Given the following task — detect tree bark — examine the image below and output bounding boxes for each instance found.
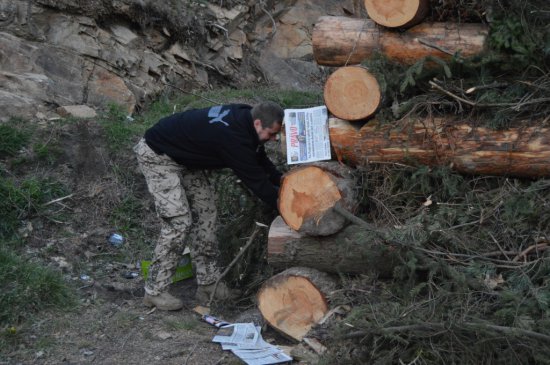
[312,16,488,66]
[257,267,338,341]
[267,216,399,277]
[329,117,550,178]
[364,0,429,28]
[324,66,381,121]
[278,161,359,236]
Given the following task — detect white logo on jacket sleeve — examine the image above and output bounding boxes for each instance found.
[208,106,230,126]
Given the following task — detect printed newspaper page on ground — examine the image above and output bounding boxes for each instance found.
[284,105,331,165]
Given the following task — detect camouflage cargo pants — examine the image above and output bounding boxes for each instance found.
[133,138,221,295]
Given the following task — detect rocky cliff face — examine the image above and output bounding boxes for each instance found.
[0,0,362,121]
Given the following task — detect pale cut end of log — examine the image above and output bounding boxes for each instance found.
[278,162,358,236]
[364,0,429,28]
[257,267,337,341]
[279,165,342,233]
[324,66,381,121]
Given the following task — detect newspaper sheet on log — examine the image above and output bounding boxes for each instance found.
[284,105,331,165]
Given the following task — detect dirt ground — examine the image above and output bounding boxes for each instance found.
[18,278,290,365]
[1,117,296,365]
[21,280,234,364]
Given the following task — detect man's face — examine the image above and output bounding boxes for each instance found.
[254,120,282,143]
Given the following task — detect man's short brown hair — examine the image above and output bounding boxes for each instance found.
[251,101,284,128]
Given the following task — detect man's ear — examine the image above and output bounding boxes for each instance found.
[253,119,262,130]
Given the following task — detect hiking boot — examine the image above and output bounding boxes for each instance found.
[195,282,242,304]
[143,292,183,311]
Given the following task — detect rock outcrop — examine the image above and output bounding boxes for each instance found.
[0,0,362,121]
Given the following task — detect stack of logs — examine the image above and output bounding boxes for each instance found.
[257,0,550,344]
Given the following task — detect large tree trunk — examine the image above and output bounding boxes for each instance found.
[364,0,429,28]
[324,66,381,121]
[329,117,550,178]
[312,16,488,66]
[257,267,338,341]
[278,161,359,236]
[267,216,399,277]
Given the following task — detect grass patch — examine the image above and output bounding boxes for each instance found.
[0,173,77,330]
[163,316,199,331]
[107,193,153,262]
[33,141,62,165]
[0,176,68,241]
[111,311,141,330]
[109,195,145,232]
[0,118,31,158]
[99,88,323,152]
[0,248,77,325]
[99,103,145,152]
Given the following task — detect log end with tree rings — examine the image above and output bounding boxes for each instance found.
[323,66,381,121]
[278,162,358,236]
[364,0,429,28]
[257,267,337,341]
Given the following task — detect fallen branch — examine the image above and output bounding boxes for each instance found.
[207,223,265,307]
[333,201,383,234]
[429,80,550,108]
[512,243,549,262]
[42,194,74,206]
[184,343,198,365]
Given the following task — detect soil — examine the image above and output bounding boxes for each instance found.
[17,279,276,365]
[2,97,298,365]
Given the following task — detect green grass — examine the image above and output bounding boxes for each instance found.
[0,119,31,158]
[0,248,77,325]
[111,311,141,330]
[189,87,323,108]
[99,88,323,152]
[0,176,67,240]
[33,141,62,165]
[107,193,153,263]
[163,316,199,331]
[0,116,78,330]
[99,103,146,152]
[109,195,146,232]
[0,173,76,329]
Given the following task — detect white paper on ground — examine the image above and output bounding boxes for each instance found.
[211,323,292,364]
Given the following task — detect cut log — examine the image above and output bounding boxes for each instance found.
[324,66,381,121]
[268,216,399,277]
[312,16,488,66]
[329,117,550,178]
[257,267,338,341]
[364,0,429,28]
[278,161,358,236]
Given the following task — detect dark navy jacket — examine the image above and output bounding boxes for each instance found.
[144,104,281,209]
